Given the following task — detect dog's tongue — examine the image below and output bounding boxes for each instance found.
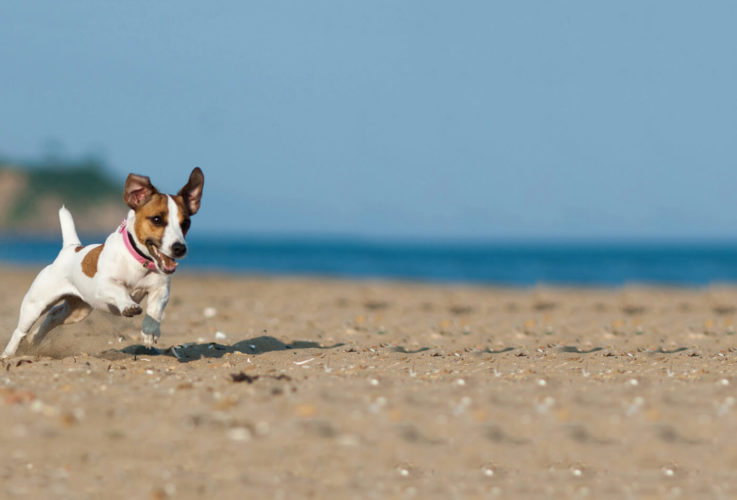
[161,255,178,273]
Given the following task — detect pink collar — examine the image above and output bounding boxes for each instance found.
[119,220,157,271]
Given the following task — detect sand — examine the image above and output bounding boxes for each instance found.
[1,266,736,499]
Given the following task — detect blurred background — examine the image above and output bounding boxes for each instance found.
[2,1,737,285]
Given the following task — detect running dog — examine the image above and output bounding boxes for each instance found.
[1,167,204,357]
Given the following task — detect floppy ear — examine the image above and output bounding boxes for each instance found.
[123,174,158,209]
[178,167,204,215]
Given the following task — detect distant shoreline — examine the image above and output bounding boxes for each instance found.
[2,238,737,286]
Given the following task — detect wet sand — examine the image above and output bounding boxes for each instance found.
[1,266,736,499]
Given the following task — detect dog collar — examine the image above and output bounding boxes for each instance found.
[118,220,157,271]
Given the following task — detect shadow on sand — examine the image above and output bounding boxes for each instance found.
[99,335,345,363]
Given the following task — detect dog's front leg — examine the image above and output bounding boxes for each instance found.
[100,279,143,317]
[141,283,170,347]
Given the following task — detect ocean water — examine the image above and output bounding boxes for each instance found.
[2,236,737,286]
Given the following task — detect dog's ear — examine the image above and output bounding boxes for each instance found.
[123,174,159,209]
[178,167,204,215]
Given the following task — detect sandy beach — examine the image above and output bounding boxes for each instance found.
[1,266,736,498]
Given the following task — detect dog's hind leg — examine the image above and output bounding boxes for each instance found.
[28,295,92,347]
[2,265,76,358]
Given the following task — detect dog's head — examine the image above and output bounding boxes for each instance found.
[123,167,204,274]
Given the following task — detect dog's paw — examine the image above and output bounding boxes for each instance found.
[122,304,143,317]
[141,331,159,347]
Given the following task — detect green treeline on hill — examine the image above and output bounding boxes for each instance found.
[0,154,121,231]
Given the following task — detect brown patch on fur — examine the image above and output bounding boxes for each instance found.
[74,246,84,253]
[172,195,191,233]
[133,193,169,245]
[173,195,188,222]
[81,245,104,277]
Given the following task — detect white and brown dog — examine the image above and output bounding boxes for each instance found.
[1,167,204,358]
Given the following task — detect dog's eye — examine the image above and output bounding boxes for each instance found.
[181,219,191,232]
[149,216,165,227]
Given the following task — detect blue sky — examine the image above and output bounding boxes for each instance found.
[1,1,737,241]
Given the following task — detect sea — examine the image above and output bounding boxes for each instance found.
[2,236,737,286]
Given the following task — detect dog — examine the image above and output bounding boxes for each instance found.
[1,167,204,358]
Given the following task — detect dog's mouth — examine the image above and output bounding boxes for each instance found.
[146,242,178,274]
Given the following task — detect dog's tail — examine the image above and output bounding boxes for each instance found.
[59,206,81,247]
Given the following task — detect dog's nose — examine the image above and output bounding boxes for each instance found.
[172,242,187,258]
